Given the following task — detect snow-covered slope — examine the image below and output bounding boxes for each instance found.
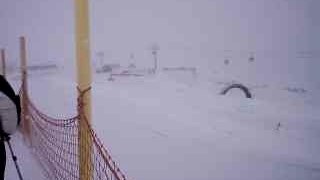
[91,73,320,180]
[5,70,320,180]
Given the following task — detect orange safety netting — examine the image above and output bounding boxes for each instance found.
[19,89,127,180]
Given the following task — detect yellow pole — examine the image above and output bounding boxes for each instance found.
[74,0,93,179]
[1,49,6,77]
[19,36,31,142]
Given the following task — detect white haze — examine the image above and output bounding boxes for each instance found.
[1,0,320,180]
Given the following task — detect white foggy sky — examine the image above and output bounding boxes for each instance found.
[0,0,319,84]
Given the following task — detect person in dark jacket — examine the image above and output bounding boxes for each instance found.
[0,75,21,180]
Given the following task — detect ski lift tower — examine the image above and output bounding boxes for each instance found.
[97,51,105,68]
[151,43,159,74]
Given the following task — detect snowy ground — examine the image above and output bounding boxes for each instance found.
[4,69,320,180]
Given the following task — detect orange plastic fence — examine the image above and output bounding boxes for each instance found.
[20,90,127,180]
